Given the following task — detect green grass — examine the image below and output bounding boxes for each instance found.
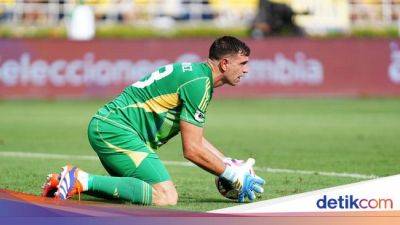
[0,98,399,211]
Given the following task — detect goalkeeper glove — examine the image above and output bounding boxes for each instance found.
[219,158,265,203]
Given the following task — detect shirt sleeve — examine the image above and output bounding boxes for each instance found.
[178,77,211,127]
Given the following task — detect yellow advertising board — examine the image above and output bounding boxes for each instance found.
[291,0,350,34]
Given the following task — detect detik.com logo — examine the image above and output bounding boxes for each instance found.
[316,195,393,209]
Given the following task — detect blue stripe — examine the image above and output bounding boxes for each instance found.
[60,185,67,199]
[59,166,77,199]
[66,167,77,194]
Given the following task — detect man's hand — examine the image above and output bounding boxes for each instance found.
[238,171,265,203]
[219,158,265,203]
[232,158,265,202]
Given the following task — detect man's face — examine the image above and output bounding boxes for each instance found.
[220,53,249,86]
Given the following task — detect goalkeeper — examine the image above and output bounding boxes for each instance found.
[43,36,265,206]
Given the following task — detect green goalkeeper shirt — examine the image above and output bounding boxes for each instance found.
[94,62,214,150]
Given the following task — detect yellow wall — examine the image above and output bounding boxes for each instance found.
[0,0,15,5]
[209,0,258,10]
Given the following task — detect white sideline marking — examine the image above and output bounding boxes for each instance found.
[0,151,378,180]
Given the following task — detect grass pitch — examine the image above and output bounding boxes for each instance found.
[0,98,399,211]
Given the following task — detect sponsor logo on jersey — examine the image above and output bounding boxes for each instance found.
[182,62,193,72]
[194,110,205,123]
[113,188,120,198]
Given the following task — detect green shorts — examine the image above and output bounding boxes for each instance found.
[87,118,171,185]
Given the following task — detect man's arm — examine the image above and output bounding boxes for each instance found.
[202,137,225,161]
[180,121,225,176]
[180,120,265,202]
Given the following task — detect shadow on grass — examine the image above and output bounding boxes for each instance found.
[179,197,234,204]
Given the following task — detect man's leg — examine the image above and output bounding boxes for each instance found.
[83,175,177,206]
[85,174,153,205]
[80,118,177,205]
[55,162,177,205]
[152,181,178,206]
[84,156,178,206]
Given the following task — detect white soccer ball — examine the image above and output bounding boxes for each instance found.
[215,158,255,200]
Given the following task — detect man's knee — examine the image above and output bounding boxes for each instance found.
[152,181,178,206]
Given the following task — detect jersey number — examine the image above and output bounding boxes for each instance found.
[132,64,174,88]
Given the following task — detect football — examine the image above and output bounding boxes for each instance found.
[215,158,255,200]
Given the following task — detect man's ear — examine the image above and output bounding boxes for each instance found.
[219,58,228,72]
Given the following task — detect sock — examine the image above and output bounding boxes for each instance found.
[77,170,89,191]
[87,175,152,205]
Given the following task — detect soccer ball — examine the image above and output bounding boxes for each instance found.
[215,158,255,200]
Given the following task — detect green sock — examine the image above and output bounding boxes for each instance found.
[87,175,152,205]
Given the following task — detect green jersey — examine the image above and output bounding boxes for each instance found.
[94,62,214,149]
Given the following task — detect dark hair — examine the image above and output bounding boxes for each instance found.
[208,36,250,60]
